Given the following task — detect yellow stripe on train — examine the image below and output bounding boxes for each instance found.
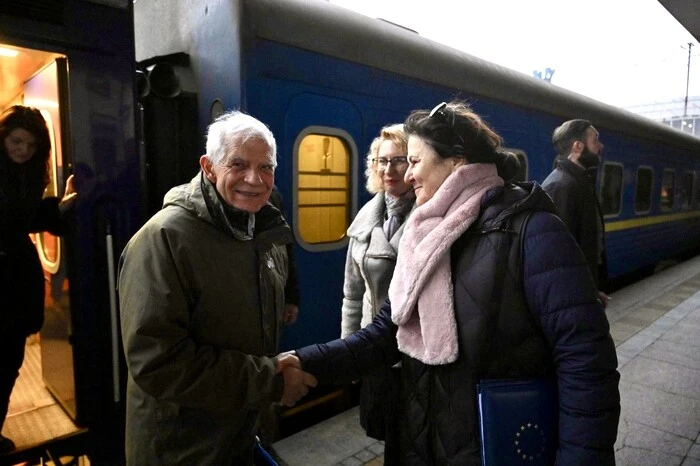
[605,210,700,232]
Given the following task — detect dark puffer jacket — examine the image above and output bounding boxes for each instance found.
[296,182,620,465]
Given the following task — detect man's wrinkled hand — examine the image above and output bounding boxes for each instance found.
[280,366,317,407]
[275,352,301,374]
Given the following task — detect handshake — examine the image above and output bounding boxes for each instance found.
[275,352,318,407]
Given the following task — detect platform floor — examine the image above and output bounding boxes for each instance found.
[273,254,700,466]
[2,338,83,453]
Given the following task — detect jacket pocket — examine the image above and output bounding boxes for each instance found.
[154,400,181,460]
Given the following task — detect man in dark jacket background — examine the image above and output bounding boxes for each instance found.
[269,185,300,325]
[542,119,610,307]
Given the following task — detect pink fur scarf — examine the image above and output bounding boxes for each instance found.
[389,163,504,365]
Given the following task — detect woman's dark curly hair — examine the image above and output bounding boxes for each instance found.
[403,100,520,182]
[0,105,52,184]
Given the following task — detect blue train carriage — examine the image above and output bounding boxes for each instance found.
[0,0,137,463]
[600,132,700,280]
[135,0,700,353]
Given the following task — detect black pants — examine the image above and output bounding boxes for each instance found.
[0,333,27,429]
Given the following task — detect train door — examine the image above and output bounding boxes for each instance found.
[281,93,361,350]
[22,58,80,422]
[1,2,138,463]
[0,43,85,453]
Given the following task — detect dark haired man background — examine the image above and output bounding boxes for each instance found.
[542,119,610,306]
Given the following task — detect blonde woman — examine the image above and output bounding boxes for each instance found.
[340,123,414,465]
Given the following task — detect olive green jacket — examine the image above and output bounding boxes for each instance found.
[119,173,292,465]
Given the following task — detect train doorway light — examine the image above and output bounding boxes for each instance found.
[0,46,19,57]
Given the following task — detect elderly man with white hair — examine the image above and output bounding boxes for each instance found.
[119,110,316,465]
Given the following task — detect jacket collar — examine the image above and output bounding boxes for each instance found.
[347,192,416,248]
[555,157,598,185]
[163,172,288,242]
[346,193,386,241]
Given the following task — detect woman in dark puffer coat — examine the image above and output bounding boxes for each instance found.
[294,101,620,465]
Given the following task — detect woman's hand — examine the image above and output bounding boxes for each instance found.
[283,303,299,325]
[60,174,77,208]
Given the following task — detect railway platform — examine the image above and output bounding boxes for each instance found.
[272,253,700,466]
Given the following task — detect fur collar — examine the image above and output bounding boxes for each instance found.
[346,193,386,241]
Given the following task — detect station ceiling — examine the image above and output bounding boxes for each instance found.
[659,0,700,43]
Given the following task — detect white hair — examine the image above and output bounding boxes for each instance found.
[205,110,277,166]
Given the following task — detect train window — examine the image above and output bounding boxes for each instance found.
[678,171,694,210]
[502,147,528,181]
[32,109,61,273]
[600,162,623,216]
[634,167,653,214]
[296,132,351,245]
[660,169,675,210]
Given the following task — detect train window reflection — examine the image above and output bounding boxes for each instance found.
[661,169,675,211]
[600,162,623,216]
[28,62,64,275]
[679,171,693,210]
[33,109,60,271]
[296,134,351,244]
[635,167,652,214]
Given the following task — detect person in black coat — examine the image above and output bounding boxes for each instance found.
[283,101,620,465]
[0,105,76,453]
[269,185,300,325]
[542,119,610,306]
[259,185,301,448]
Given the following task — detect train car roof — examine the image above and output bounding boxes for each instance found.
[244,0,700,151]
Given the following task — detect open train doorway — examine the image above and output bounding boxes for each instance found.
[0,41,85,456]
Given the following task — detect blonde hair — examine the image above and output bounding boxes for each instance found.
[365,123,408,194]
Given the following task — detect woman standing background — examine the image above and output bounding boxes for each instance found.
[0,105,76,453]
[340,123,414,465]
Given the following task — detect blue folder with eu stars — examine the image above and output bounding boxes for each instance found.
[477,378,558,466]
